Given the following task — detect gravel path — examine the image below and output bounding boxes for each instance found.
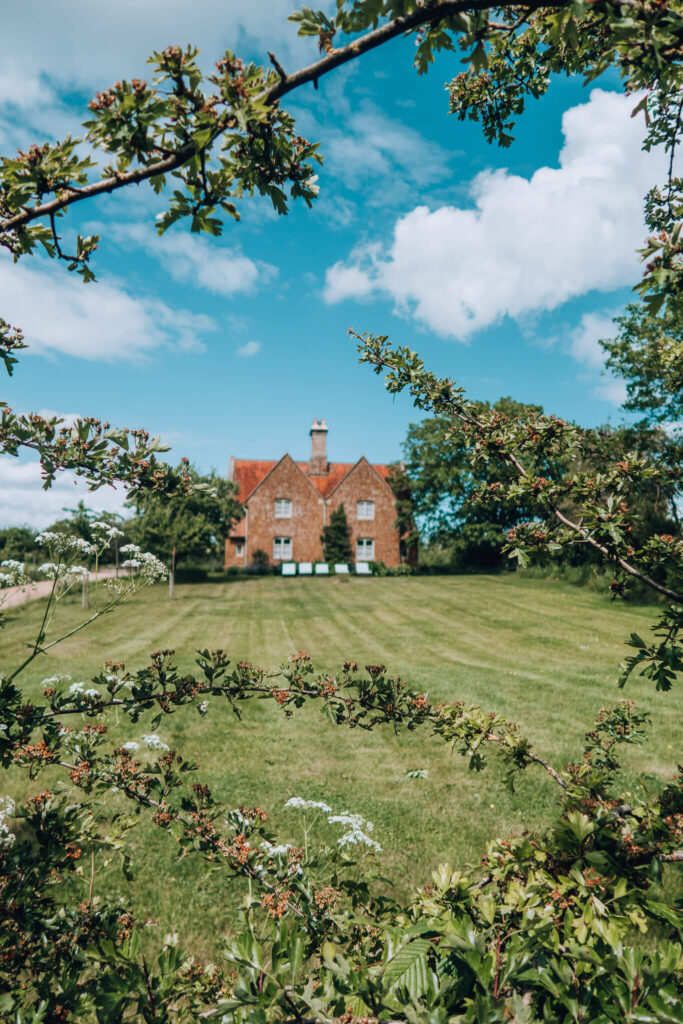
[2,567,123,609]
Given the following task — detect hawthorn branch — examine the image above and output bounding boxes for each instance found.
[0,0,578,237]
[355,335,683,604]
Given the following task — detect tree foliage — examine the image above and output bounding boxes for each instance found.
[127,465,242,568]
[321,503,353,564]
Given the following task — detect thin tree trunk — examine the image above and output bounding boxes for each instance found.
[169,545,176,600]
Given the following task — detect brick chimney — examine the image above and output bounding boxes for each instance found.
[308,417,329,476]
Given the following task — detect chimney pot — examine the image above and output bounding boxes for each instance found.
[308,417,329,475]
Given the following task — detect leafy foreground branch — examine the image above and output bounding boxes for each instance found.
[356,329,683,693]
[2,644,682,1022]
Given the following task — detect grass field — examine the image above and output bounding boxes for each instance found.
[3,574,681,953]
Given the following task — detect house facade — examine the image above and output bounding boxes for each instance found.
[224,419,401,568]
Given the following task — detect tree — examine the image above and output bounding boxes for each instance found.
[601,300,683,425]
[403,398,547,568]
[0,525,36,563]
[320,503,352,564]
[2,1,683,1019]
[127,464,242,597]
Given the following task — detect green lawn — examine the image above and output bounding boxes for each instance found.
[3,574,680,953]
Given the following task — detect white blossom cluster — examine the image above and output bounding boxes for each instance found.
[41,673,72,687]
[329,812,381,852]
[120,735,170,753]
[38,562,89,580]
[284,797,332,813]
[260,840,293,857]
[68,681,102,699]
[0,797,16,848]
[284,797,381,852]
[91,521,125,542]
[119,544,168,581]
[36,532,96,557]
[0,559,32,590]
[141,734,170,751]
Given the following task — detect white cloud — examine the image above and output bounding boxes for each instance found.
[0,1,324,94]
[236,340,261,358]
[324,90,665,337]
[0,456,127,529]
[110,222,275,297]
[295,87,453,211]
[0,255,215,361]
[568,310,627,406]
[569,311,618,370]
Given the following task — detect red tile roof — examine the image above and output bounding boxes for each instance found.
[230,457,392,503]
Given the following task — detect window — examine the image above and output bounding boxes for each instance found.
[357,500,375,521]
[273,537,292,560]
[274,498,293,519]
[235,541,244,557]
[356,538,375,560]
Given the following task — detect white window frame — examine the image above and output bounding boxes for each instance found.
[274,498,293,519]
[273,536,293,561]
[356,537,375,560]
[235,541,244,557]
[356,500,375,521]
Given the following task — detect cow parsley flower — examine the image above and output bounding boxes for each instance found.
[328,810,381,852]
[92,521,125,541]
[142,734,169,751]
[120,546,167,581]
[36,532,96,557]
[0,797,16,848]
[121,741,139,752]
[38,562,89,580]
[261,840,292,857]
[337,829,381,852]
[0,559,32,589]
[284,797,332,813]
[42,673,72,686]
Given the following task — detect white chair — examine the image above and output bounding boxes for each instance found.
[298,562,313,575]
[282,562,296,576]
[314,563,330,575]
[334,563,350,574]
[355,562,371,575]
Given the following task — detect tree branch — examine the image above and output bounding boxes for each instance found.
[0,0,572,237]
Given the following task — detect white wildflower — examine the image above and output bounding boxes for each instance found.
[337,829,381,852]
[38,562,89,580]
[0,797,16,848]
[36,532,96,557]
[197,701,209,716]
[305,174,320,196]
[121,559,141,570]
[92,521,125,541]
[0,559,32,590]
[328,812,372,831]
[328,808,380,852]
[121,741,139,752]
[120,543,141,555]
[68,682,85,694]
[42,674,71,686]
[142,734,169,751]
[284,797,332,813]
[260,840,292,857]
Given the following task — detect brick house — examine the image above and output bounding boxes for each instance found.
[224,419,402,568]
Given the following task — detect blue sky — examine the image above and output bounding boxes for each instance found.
[0,2,665,526]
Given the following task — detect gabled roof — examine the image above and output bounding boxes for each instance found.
[230,457,393,503]
[324,456,393,500]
